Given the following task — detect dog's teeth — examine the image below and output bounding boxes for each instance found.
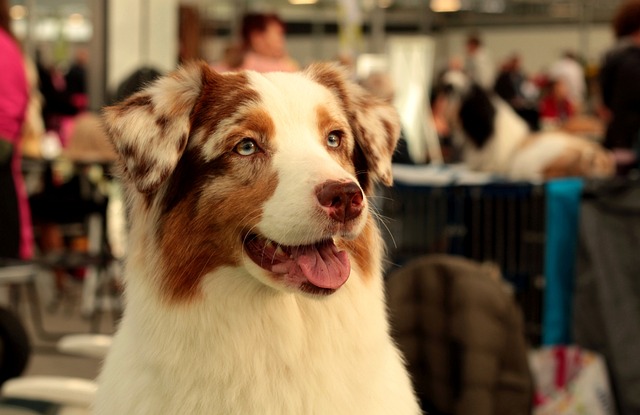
[265,240,274,248]
[275,246,285,256]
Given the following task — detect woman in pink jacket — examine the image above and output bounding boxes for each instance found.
[239,13,299,73]
[0,1,33,260]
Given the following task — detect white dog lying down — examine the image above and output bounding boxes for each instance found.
[439,70,615,181]
[94,62,421,415]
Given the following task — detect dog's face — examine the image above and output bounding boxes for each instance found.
[103,62,399,301]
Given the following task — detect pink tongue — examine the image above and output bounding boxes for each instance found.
[291,242,350,289]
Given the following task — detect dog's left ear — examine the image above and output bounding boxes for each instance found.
[305,62,400,189]
[102,62,206,194]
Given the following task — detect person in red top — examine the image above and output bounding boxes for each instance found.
[0,0,33,260]
[240,13,299,73]
[539,78,576,130]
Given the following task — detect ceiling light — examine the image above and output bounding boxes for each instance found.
[430,0,461,12]
[68,13,85,25]
[9,5,27,20]
[288,0,318,4]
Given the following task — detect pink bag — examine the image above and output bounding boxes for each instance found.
[529,346,617,415]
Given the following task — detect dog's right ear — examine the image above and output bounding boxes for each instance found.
[102,62,206,194]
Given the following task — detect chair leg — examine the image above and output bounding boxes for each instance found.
[24,277,66,342]
[8,283,21,314]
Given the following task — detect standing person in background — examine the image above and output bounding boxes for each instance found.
[539,78,576,130]
[65,47,89,113]
[240,12,299,73]
[599,0,640,172]
[549,51,586,113]
[36,49,78,143]
[0,0,33,260]
[464,32,495,91]
[494,53,540,131]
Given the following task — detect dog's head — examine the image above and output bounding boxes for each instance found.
[103,62,399,301]
[435,69,497,149]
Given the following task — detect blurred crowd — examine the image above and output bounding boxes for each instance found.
[431,1,640,173]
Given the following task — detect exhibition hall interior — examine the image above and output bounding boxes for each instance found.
[0,0,638,413]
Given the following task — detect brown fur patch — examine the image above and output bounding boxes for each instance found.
[306,63,350,106]
[307,63,399,189]
[316,105,337,136]
[307,65,375,192]
[228,108,276,154]
[117,94,153,115]
[190,70,261,142]
[154,69,279,303]
[316,105,352,169]
[156,115,170,133]
[158,156,279,302]
[340,217,377,283]
[542,147,584,178]
[381,119,397,155]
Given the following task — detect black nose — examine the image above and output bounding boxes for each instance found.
[316,180,364,223]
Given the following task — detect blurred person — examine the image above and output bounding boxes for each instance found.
[35,49,78,145]
[464,32,495,90]
[494,53,540,131]
[65,47,89,113]
[539,78,576,130]
[0,0,33,260]
[430,91,458,163]
[549,50,586,112]
[434,56,463,86]
[30,48,92,301]
[21,55,46,159]
[599,0,640,171]
[448,56,464,72]
[432,57,465,163]
[240,12,299,73]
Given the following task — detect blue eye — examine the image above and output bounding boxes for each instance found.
[235,138,258,156]
[327,131,342,148]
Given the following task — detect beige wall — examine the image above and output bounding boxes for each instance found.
[437,24,615,75]
[108,0,179,91]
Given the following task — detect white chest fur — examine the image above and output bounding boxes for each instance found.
[94,265,419,415]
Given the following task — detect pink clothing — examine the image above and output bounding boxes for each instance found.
[0,30,33,259]
[241,51,298,73]
[0,32,27,140]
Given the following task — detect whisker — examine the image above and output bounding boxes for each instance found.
[369,206,397,250]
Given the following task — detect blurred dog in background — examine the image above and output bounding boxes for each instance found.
[436,70,615,181]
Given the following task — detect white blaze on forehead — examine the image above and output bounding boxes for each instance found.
[246,71,362,245]
[247,70,354,170]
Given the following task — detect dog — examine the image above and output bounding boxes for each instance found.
[437,70,615,180]
[94,62,421,415]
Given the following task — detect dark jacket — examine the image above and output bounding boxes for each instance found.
[386,255,533,415]
[599,40,640,149]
